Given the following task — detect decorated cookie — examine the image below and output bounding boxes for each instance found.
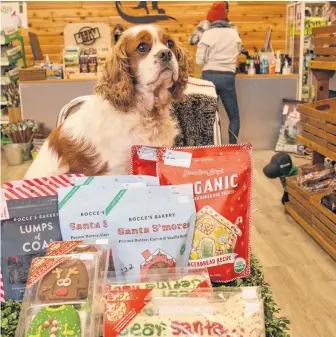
[72,245,98,254]
[38,259,89,302]
[27,305,81,337]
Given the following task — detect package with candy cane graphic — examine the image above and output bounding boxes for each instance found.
[156,145,253,283]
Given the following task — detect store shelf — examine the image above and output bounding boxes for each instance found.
[309,60,336,71]
[286,203,336,260]
[297,135,336,161]
[0,53,22,67]
[286,175,336,260]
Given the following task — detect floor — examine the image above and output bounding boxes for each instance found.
[1,150,336,337]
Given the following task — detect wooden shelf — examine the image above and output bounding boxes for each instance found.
[297,134,336,161]
[309,60,336,71]
[286,204,336,260]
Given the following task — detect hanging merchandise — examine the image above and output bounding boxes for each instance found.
[156,145,252,283]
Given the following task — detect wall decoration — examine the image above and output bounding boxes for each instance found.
[1,2,27,29]
[116,1,177,24]
[74,27,101,46]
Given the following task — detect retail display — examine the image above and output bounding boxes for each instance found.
[1,27,26,125]
[275,99,304,154]
[286,26,336,260]
[286,2,326,101]
[1,120,39,143]
[63,46,109,79]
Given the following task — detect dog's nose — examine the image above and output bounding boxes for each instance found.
[157,49,172,62]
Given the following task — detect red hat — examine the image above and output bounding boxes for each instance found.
[207,2,228,22]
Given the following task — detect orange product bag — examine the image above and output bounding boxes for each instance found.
[157,145,252,283]
[131,145,157,176]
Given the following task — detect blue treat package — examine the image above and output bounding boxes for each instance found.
[108,184,196,281]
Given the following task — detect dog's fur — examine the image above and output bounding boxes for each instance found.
[25,25,188,178]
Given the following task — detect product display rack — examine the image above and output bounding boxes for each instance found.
[286,25,336,260]
[286,1,326,101]
[1,28,26,124]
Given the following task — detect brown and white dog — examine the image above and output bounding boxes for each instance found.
[25,25,188,179]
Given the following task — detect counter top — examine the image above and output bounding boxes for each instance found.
[19,77,98,84]
[236,74,299,78]
[19,73,299,84]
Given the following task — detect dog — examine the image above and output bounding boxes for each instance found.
[24,25,189,179]
[283,108,301,143]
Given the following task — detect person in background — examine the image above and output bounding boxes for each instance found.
[196,1,242,144]
[324,1,336,98]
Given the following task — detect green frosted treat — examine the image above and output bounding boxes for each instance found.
[27,305,81,337]
[200,238,215,259]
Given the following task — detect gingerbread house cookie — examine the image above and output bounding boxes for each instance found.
[191,206,242,260]
[38,259,89,302]
[140,249,176,279]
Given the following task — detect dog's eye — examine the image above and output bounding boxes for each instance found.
[166,40,174,49]
[137,43,150,53]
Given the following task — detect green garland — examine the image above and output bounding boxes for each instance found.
[1,300,21,337]
[219,255,290,337]
[1,255,290,337]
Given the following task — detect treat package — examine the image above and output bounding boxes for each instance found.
[298,163,325,177]
[1,191,61,301]
[157,145,252,283]
[321,192,336,213]
[105,267,212,296]
[103,290,265,337]
[46,240,109,279]
[131,145,158,176]
[297,168,335,187]
[15,253,100,337]
[303,178,336,193]
[3,174,83,189]
[71,174,160,186]
[58,182,146,242]
[212,286,262,301]
[107,184,196,281]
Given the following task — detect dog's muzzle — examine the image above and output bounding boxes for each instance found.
[157,49,172,63]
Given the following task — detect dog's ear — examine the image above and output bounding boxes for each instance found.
[170,41,189,101]
[94,42,134,112]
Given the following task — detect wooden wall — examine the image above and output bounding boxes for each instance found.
[23,1,288,75]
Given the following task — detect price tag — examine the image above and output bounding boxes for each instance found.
[138,146,157,161]
[163,150,192,168]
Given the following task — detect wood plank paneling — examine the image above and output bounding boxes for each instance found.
[25,1,288,73]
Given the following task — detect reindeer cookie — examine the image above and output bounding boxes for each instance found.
[38,259,89,302]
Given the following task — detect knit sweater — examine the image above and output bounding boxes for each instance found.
[172,77,218,146]
[196,26,241,73]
